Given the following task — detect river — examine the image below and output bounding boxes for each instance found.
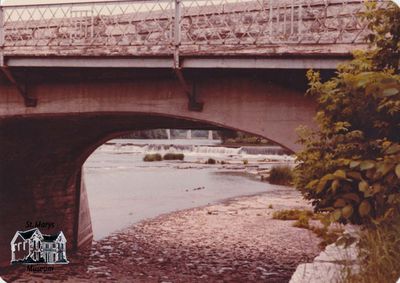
[83,138,293,240]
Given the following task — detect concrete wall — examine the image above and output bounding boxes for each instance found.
[0,69,316,266]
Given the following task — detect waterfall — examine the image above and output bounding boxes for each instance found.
[102,139,289,157]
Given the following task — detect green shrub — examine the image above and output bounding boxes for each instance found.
[294,2,400,226]
[272,209,314,220]
[268,166,293,186]
[163,153,184,161]
[206,158,216,165]
[143,153,162,162]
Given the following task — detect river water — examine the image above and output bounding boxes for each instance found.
[84,139,293,240]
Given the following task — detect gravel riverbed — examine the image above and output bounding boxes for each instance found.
[1,188,321,283]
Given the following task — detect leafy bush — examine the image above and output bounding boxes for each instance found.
[268,166,293,186]
[143,153,162,162]
[206,158,216,165]
[294,2,400,226]
[163,153,184,161]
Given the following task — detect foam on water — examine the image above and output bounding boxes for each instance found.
[99,139,293,161]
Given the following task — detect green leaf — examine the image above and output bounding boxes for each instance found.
[396,164,400,178]
[333,170,346,179]
[376,163,394,177]
[332,209,342,221]
[317,179,328,193]
[334,198,347,208]
[382,88,399,96]
[360,160,375,170]
[358,181,369,192]
[358,201,371,217]
[350,161,361,169]
[342,193,361,203]
[317,174,335,193]
[331,179,340,192]
[347,171,362,180]
[372,183,383,194]
[306,179,319,189]
[342,205,354,219]
[386,144,400,155]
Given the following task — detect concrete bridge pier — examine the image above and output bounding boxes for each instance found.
[0,117,95,267]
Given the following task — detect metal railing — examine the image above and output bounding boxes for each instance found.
[0,0,389,56]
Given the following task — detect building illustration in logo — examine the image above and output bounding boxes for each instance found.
[10,228,69,264]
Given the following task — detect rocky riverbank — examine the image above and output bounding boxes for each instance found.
[1,188,321,283]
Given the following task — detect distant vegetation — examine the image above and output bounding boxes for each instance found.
[163,153,184,161]
[268,166,293,186]
[220,130,273,145]
[206,158,216,165]
[122,129,168,139]
[143,153,185,162]
[143,153,162,162]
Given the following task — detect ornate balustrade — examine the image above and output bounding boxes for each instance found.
[0,0,388,57]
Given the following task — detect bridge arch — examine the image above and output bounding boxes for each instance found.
[0,68,316,266]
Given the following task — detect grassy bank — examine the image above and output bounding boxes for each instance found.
[344,220,400,283]
[273,209,343,248]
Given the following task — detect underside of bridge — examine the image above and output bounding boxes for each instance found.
[0,68,317,266]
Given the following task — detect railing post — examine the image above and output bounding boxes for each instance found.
[0,4,4,67]
[174,0,182,69]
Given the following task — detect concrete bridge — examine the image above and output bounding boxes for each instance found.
[0,0,386,266]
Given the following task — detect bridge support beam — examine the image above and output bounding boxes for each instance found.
[1,66,37,107]
[173,68,203,111]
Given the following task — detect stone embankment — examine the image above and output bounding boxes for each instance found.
[290,227,360,283]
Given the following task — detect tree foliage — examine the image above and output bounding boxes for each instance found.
[294,2,400,226]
